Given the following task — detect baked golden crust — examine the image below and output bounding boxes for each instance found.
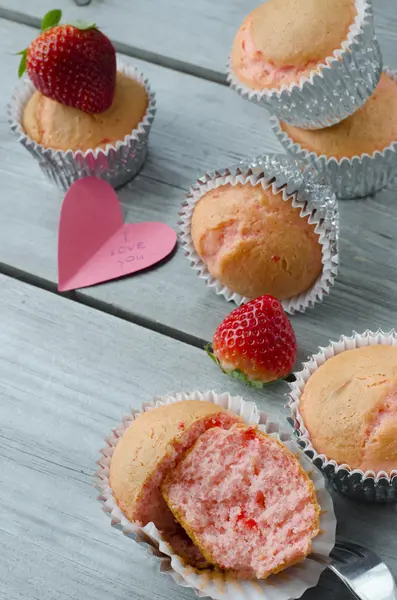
[250,0,356,67]
[191,183,322,301]
[22,71,148,151]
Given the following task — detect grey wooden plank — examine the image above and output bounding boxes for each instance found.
[0,273,394,600]
[0,0,395,78]
[0,17,281,341]
[1,20,397,358]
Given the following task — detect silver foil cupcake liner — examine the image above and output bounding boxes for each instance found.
[287,329,397,503]
[272,69,397,198]
[227,0,382,129]
[179,154,339,314]
[96,390,336,600]
[8,59,156,191]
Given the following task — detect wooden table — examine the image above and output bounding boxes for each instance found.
[0,2,396,599]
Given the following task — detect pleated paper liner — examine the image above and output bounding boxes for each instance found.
[96,390,336,600]
[227,0,382,130]
[8,59,156,191]
[287,329,397,503]
[272,68,397,199]
[179,154,339,314]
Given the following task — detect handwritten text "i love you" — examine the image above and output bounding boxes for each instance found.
[110,233,147,269]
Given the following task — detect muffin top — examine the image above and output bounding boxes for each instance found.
[232,0,357,89]
[252,0,355,67]
[280,74,397,159]
[22,71,148,152]
[299,345,397,473]
[191,182,323,301]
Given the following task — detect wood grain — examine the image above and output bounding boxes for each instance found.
[2,19,397,359]
[0,273,395,600]
[0,16,280,342]
[0,0,395,79]
[1,4,397,600]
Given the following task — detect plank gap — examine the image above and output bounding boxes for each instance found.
[0,261,209,350]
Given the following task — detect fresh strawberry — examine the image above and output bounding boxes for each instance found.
[18,9,116,114]
[206,295,297,387]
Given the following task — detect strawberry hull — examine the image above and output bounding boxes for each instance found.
[8,60,156,191]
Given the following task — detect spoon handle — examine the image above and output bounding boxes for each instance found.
[310,553,362,600]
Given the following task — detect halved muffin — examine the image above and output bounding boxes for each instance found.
[162,423,320,578]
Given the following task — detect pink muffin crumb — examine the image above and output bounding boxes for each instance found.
[232,16,318,90]
[161,424,320,579]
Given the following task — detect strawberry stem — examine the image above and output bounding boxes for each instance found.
[70,20,97,30]
[41,9,62,31]
[229,369,266,389]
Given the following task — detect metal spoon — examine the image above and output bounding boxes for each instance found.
[311,541,397,600]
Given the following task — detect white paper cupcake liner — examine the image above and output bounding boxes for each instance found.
[96,390,336,600]
[287,329,397,503]
[272,68,397,199]
[227,0,382,130]
[8,58,156,191]
[178,155,339,314]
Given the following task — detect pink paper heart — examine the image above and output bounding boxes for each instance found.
[58,177,177,292]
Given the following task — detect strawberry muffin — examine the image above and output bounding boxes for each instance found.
[162,424,320,578]
[299,345,397,473]
[232,0,357,92]
[23,71,149,152]
[10,10,155,189]
[228,0,381,129]
[274,71,397,198]
[190,181,323,302]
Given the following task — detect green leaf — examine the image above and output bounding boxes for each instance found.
[230,369,248,383]
[204,342,288,388]
[18,50,27,79]
[41,9,62,31]
[247,378,267,390]
[230,369,264,388]
[204,344,217,363]
[70,20,97,30]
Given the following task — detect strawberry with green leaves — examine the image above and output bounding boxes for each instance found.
[18,9,116,114]
[206,295,297,387]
